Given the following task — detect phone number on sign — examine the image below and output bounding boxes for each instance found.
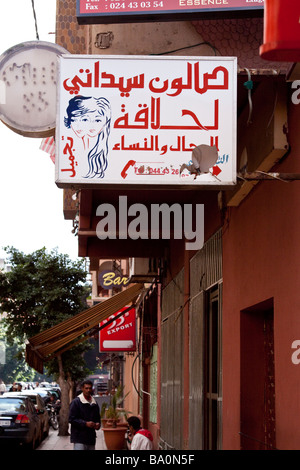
[134,165,184,176]
[108,1,164,9]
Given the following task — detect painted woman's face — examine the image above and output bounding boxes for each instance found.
[70,115,87,138]
[70,112,106,139]
[85,112,106,138]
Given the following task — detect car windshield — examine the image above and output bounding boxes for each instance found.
[0,398,27,413]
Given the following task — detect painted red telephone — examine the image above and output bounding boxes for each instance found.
[121,160,136,179]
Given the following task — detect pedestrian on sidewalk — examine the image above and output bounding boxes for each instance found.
[127,416,153,450]
[69,379,101,450]
[0,379,5,395]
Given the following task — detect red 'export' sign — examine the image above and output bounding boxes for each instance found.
[77,0,264,22]
[99,307,136,352]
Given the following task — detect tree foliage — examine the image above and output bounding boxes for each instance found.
[0,247,90,341]
[0,247,93,434]
[0,335,36,383]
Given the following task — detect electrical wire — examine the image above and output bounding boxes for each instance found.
[31,0,40,40]
[150,41,219,56]
[130,298,144,400]
[255,171,290,183]
[131,353,143,399]
[244,68,253,125]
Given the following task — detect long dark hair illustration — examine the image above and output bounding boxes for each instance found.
[64,96,111,179]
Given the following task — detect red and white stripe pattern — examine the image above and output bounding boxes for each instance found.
[40,136,55,163]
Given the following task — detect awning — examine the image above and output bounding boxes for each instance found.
[26,283,144,373]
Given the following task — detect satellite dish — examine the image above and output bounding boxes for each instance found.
[0,41,69,138]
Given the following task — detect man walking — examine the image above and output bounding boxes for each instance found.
[69,380,100,450]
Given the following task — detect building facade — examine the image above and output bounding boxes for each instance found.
[56,1,300,450]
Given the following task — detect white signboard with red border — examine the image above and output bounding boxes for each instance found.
[99,307,136,352]
[56,55,236,187]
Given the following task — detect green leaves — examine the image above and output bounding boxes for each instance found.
[0,246,91,381]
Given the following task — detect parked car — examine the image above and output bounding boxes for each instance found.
[3,391,50,439]
[39,382,51,388]
[0,396,42,449]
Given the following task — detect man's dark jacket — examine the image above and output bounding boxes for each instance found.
[69,393,101,445]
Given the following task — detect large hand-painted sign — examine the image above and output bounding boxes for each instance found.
[56,55,236,187]
[76,0,264,23]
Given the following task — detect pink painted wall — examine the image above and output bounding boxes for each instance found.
[222,99,300,450]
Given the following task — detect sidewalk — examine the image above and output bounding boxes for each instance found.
[37,428,107,450]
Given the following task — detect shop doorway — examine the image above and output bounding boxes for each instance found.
[204,284,222,450]
[240,299,276,450]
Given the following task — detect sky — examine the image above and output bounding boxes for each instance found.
[0,0,79,261]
